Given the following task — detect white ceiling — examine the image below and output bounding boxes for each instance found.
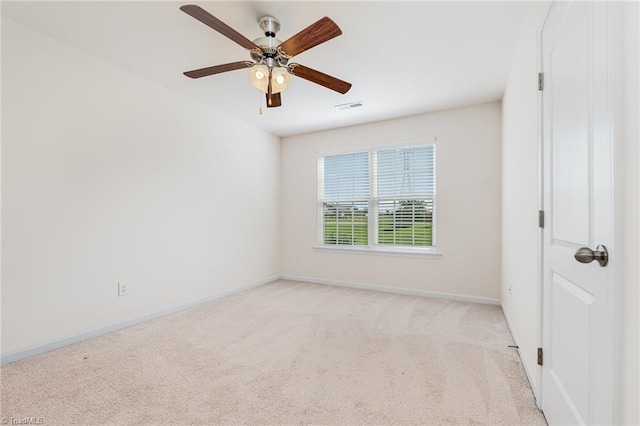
[1,1,528,137]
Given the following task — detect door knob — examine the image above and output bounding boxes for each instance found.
[574,245,608,267]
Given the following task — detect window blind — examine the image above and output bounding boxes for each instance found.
[376,146,435,246]
[317,144,435,248]
[319,153,370,245]
[318,152,370,201]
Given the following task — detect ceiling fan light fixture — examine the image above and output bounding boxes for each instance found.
[249,64,269,92]
[271,68,290,94]
[249,65,290,94]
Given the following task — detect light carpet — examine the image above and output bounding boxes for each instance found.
[1,280,546,425]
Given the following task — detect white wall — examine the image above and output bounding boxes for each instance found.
[280,102,502,301]
[618,1,640,422]
[500,1,549,397]
[501,2,639,423]
[1,18,280,358]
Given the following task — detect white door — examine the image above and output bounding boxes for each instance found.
[541,1,615,425]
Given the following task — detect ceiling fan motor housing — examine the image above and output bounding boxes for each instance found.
[259,16,280,36]
[251,16,287,67]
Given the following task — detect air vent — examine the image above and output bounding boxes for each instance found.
[334,101,363,110]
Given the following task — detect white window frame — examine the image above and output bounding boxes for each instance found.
[315,140,441,258]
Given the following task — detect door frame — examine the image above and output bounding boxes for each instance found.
[535,17,545,409]
[536,1,625,422]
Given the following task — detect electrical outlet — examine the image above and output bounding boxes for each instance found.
[295,253,303,263]
[118,282,129,297]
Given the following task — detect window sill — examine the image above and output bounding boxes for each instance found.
[312,244,443,259]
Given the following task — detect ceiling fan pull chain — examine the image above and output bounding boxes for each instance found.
[259,90,264,115]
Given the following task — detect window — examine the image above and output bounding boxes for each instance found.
[318,144,436,252]
[318,152,370,245]
[377,146,435,246]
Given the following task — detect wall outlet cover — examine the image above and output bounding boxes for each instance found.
[118,282,129,297]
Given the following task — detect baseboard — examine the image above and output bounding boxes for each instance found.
[280,274,501,305]
[501,303,541,409]
[1,275,279,366]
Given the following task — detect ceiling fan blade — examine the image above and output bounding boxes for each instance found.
[266,72,282,107]
[180,5,259,51]
[266,92,282,108]
[288,63,351,94]
[278,17,342,58]
[184,61,253,79]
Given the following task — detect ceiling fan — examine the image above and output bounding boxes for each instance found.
[180,5,352,109]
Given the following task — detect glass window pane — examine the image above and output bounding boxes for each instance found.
[377,146,435,198]
[378,199,433,246]
[323,202,368,245]
[322,152,370,200]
